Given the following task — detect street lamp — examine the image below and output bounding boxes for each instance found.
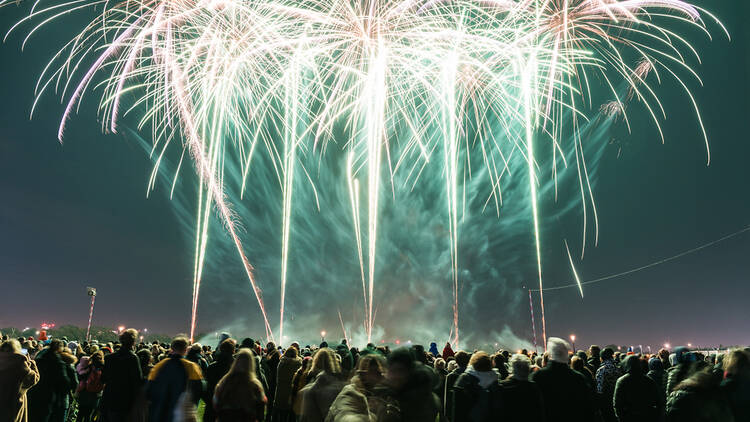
[117,325,125,333]
[570,334,576,352]
[664,343,671,350]
[320,331,326,343]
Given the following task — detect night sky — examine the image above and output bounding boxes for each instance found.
[1,1,748,349]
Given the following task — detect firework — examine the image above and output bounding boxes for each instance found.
[3,0,725,345]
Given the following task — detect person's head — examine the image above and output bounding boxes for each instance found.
[190,343,202,355]
[570,355,585,372]
[454,350,470,368]
[386,348,415,390]
[601,347,615,361]
[0,339,22,353]
[312,348,341,375]
[90,351,104,366]
[724,349,750,378]
[446,360,458,372]
[434,358,446,371]
[283,346,298,359]
[137,349,152,366]
[171,337,190,356]
[49,339,64,353]
[469,351,492,372]
[547,337,570,364]
[355,354,386,389]
[219,338,237,357]
[510,353,531,380]
[589,345,600,358]
[648,357,663,372]
[622,355,641,375]
[228,349,257,379]
[119,329,138,350]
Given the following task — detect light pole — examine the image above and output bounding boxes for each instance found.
[570,334,576,352]
[85,287,97,342]
[321,331,326,343]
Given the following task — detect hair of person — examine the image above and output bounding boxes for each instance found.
[446,360,458,372]
[469,351,493,372]
[589,345,601,356]
[492,353,505,368]
[547,337,570,363]
[171,337,190,355]
[90,351,105,366]
[387,347,416,371]
[510,354,530,379]
[724,349,750,377]
[219,338,237,356]
[116,329,137,349]
[283,346,299,359]
[215,349,263,406]
[0,339,21,353]
[49,339,63,353]
[137,348,152,364]
[601,347,615,361]
[190,343,202,353]
[434,358,446,370]
[312,348,342,375]
[454,350,470,368]
[570,355,584,371]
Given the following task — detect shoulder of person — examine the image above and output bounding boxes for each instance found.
[180,358,203,380]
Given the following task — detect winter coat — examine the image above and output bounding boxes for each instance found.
[335,345,354,376]
[666,371,734,422]
[300,372,346,422]
[444,366,465,417]
[531,361,597,422]
[391,364,440,422]
[203,355,234,422]
[0,351,40,422]
[325,381,400,422]
[721,374,750,422]
[27,349,77,421]
[442,345,455,360]
[274,356,302,410]
[101,347,143,413]
[499,377,545,422]
[452,368,502,422]
[613,356,663,422]
[146,355,206,422]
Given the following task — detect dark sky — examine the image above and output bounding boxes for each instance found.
[1,1,748,349]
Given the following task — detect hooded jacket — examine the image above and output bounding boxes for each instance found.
[532,361,597,422]
[666,371,735,422]
[27,348,77,420]
[300,372,346,422]
[613,356,663,422]
[452,367,502,422]
[0,351,40,422]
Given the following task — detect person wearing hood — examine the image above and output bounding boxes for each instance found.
[272,346,302,422]
[334,344,354,378]
[326,354,398,422]
[532,337,596,422]
[76,351,105,422]
[299,348,346,422]
[442,343,455,360]
[186,343,209,375]
[429,343,440,358]
[666,347,695,394]
[0,339,40,422]
[27,339,78,422]
[613,355,662,422]
[647,358,668,405]
[384,347,439,422]
[666,368,735,422]
[596,347,623,422]
[499,354,544,422]
[452,352,502,422]
[204,338,237,422]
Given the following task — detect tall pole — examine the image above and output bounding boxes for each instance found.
[528,289,538,354]
[86,287,97,342]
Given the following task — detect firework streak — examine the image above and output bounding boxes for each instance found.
[3,0,727,344]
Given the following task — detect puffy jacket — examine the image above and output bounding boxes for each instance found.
[0,351,39,422]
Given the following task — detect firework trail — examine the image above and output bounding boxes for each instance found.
[3,0,725,344]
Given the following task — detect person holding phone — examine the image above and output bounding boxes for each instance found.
[0,338,40,422]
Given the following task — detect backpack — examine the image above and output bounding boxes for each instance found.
[84,366,105,393]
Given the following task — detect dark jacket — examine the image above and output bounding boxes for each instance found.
[613,356,663,422]
[146,355,206,422]
[721,373,750,422]
[0,351,40,422]
[499,377,545,422]
[300,372,346,422]
[27,349,77,421]
[452,369,502,422]
[203,354,234,422]
[444,366,466,417]
[666,371,734,422]
[102,347,143,413]
[532,361,597,422]
[391,364,440,422]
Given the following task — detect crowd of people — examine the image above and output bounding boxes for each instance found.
[1,328,748,422]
